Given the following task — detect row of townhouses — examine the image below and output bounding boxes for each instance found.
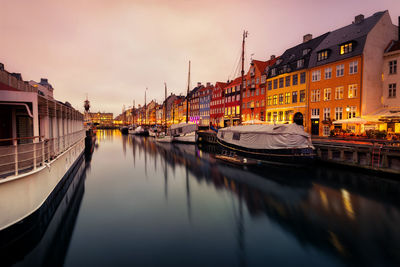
[121,11,399,135]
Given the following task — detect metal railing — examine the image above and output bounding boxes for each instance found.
[0,130,85,178]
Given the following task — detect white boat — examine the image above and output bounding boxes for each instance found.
[216,122,315,165]
[155,135,173,143]
[128,125,136,135]
[170,123,198,144]
[149,127,158,137]
[0,70,85,232]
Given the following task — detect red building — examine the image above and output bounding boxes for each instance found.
[223,77,241,127]
[242,58,277,122]
[210,81,227,127]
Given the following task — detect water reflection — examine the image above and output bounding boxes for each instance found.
[124,133,400,266]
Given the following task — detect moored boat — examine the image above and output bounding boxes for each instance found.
[216,122,315,165]
[170,123,198,143]
[0,68,85,232]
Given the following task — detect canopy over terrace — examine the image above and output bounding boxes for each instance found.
[242,119,266,125]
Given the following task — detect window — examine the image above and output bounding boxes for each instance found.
[324,88,331,101]
[300,72,306,84]
[268,81,272,90]
[303,48,311,56]
[271,68,276,76]
[236,94,240,101]
[267,112,272,121]
[261,100,265,107]
[236,106,240,115]
[347,106,356,119]
[242,103,245,109]
[311,90,316,102]
[315,89,320,102]
[261,88,265,95]
[285,76,290,87]
[323,126,330,136]
[300,90,306,102]
[349,61,358,74]
[279,78,284,88]
[273,79,278,89]
[292,74,298,85]
[323,108,330,120]
[335,107,343,120]
[251,90,254,97]
[261,75,266,84]
[256,89,259,96]
[278,111,283,121]
[256,78,259,84]
[389,60,397,74]
[273,95,278,105]
[389,83,397,98]
[317,50,328,61]
[292,91,298,103]
[312,70,321,82]
[279,94,284,104]
[311,108,320,118]
[297,59,304,68]
[243,92,246,98]
[273,112,278,121]
[348,84,357,98]
[336,64,344,77]
[267,96,272,106]
[325,67,332,79]
[256,101,259,108]
[285,92,290,104]
[335,87,344,99]
[340,42,353,54]
[247,91,250,97]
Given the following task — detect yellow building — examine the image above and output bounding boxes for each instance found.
[265,33,329,131]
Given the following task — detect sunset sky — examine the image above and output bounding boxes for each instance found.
[1,0,399,115]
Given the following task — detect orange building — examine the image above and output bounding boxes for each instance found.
[242,59,276,122]
[307,11,398,136]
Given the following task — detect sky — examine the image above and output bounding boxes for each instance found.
[1,0,399,116]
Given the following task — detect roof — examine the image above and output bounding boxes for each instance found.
[215,81,227,89]
[252,58,277,74]
[385,40,400,53]
[268,32,330,77]
[309,11,386,68]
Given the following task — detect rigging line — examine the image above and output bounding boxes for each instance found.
[228,45,242,81]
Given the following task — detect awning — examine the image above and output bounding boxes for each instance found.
[332,117,381,125]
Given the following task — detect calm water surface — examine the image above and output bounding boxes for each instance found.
[9,130,400,266]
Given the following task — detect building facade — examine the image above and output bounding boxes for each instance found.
[266,33,329,129]
[223,77,241,127]
[307,11,398,135]
[199,83,213,126]
[210,82,227,128]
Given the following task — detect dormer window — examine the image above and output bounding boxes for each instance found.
[317,50,329,61]
[302,49,311,56]
[276,59,283,65]
[283,65,288,72]
[340,42,353,55]
[297,59,304,69]
[271,68,276,76]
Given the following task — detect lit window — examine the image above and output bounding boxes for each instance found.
[324,88,331,101]
[335,87,344,99]
[285,92,290,104]
[340,42,353,55]
[347,106,356,119]
[348,84,357,98]
[317,50,328,61]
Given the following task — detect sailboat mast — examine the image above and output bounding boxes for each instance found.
[186,60,190,124]
[144,88,147,125]
[164,82,167,133]
[240,31,247,125]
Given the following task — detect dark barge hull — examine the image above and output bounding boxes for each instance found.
[216,138,315,166]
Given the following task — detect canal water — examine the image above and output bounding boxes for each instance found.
[5,129,400,266]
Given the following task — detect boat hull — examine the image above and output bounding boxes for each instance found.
[0,138,85,231]
[217,138,315,166]
[173,133,196,144]
[155,136,173,143]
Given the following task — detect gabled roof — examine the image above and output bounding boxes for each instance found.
[252,58,277,74]
[385,40,400,53]
[309,11,386,68]
[267,32,330,77]
[215,81,227,90]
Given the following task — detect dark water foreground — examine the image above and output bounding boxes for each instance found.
[4,130,400,267]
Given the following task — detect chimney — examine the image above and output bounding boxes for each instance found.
[197,82,202,87]
[303,34,312,43]
[354,14,364,24]
[0,63,4,71]
[270,55,276,60]
[40,78,48,84]
[206,82,211,87]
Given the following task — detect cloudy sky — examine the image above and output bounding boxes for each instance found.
[1,0,399,115]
